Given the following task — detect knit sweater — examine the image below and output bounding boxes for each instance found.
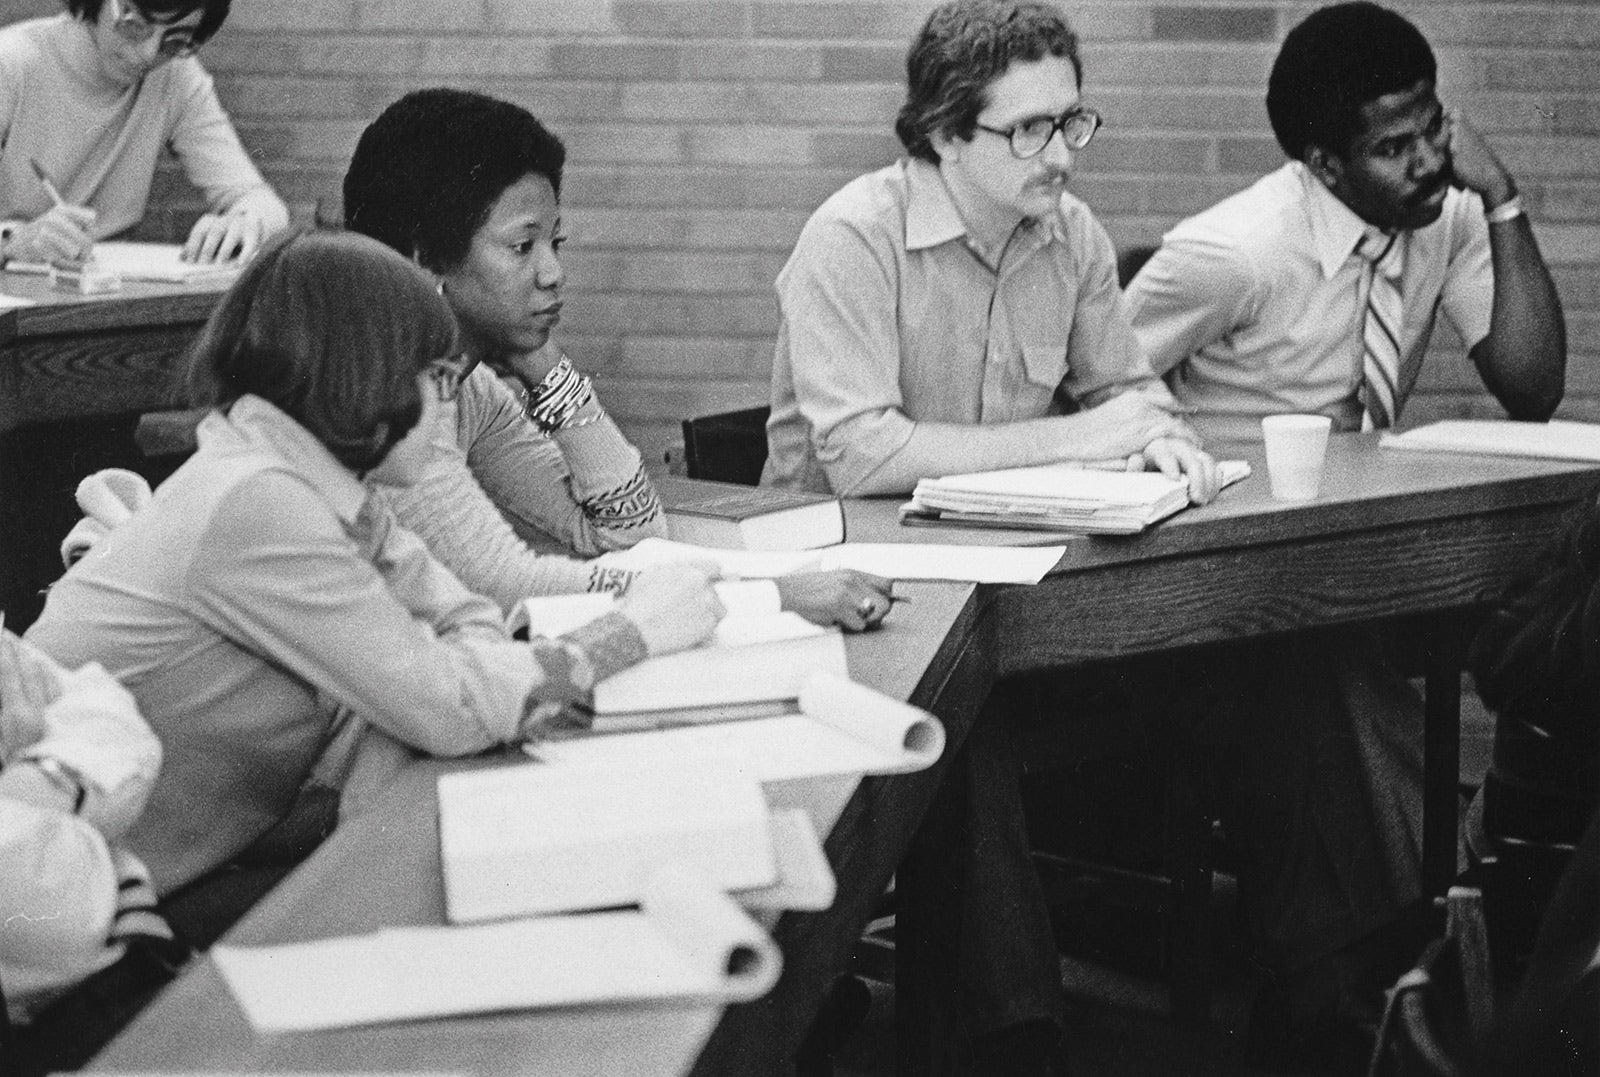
[0,15,287,240]
[378,363,666,615]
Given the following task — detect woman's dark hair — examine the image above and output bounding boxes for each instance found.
[185,230,459,473]
[343,88,567,273]
[66,0,232,45]
[1266,2,1436,162]
[895,0,1082,165]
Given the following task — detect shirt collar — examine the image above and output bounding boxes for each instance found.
[199,395,370,525]
[1294,161,1372,280]
[904,158,970,251]
[902,157,1059,258]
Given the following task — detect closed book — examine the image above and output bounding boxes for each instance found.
[438,760,777,923]
[656,475,843,550]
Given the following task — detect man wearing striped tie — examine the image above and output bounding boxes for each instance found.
[1123,1,1566,1066]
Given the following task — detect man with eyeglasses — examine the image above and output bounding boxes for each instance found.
[761,0,1218,504]
[761,3,1221,1073]
[1119,4,1567,1066]
[0,0,288,267]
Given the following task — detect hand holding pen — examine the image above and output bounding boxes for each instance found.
[4,160,98,266]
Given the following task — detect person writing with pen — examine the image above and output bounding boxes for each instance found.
[0,0,288,268]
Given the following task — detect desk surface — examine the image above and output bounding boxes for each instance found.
[0,273,225,434]
[93,581,988,1076]
[91,439,1600,1076]
[0,271,225,342]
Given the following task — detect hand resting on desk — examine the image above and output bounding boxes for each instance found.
[617,563,725,656]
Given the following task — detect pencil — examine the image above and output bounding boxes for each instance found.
[28,159,67,209]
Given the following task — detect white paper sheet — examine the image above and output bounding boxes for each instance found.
[0,292,35,310]
[213,869,780,1032]
[602,536,1063,584]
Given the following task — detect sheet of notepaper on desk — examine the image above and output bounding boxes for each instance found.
[5,241,243,285]
[1380,419,1600,462]
[0,292,35,309]
[213,865,782,1031]
[596,535,1067,584]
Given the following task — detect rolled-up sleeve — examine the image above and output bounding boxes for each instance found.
[1126,231,1259,377]
[778,213,920,494]
[1060,209,1160,406]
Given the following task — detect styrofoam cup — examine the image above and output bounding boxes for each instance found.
[1261,414,1332,501]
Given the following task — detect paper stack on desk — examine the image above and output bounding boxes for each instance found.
[599,535,1067,584]
[899,459,1252,534]
[213,866,781,1031]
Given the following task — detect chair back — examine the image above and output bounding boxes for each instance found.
[680,406,771,487]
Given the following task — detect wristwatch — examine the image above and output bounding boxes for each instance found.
[22,753,88,813]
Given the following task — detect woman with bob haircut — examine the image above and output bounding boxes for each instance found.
[0,0,288,266]
[343,88,896,632]
[24,229,723,903]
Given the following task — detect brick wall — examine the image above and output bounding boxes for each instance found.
[16,1,1600,461]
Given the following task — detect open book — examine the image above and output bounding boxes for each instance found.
[6,241,244,286]
[900,459,1252,534]
[533,672,944,780]
[1380,420,1600,463]
[212,866,782,1032]
[515,584,850,722]
[596,536,1066,585]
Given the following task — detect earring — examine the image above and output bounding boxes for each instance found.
[435,278,447,297]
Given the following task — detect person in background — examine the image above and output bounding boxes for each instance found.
[343,88,895,632]
[0,629,182,1075]
[23,231,722,920]
[759,0,1218,501]
[1123,2,1566,1065]
[0,0,289,266]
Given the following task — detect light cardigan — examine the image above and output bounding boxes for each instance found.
[0,14,287,241]
[0,645,163,1024]
[377,363,666,615]
[26,395,646,894]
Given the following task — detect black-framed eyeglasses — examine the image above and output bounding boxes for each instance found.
[974,107,1104,159]
[106,0,201,58]
[427,354,471,403]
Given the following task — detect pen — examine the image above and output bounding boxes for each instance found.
[28,159,66,209]
[888,593,912,605]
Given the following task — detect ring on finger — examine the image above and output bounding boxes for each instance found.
[857,598,877,620]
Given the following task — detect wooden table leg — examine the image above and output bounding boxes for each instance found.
[1422,623,1465,899]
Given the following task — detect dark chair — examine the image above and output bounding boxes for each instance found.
[679,405,770,486]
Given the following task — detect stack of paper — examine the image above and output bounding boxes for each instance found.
[213,866,781,1031]
[900,459,1251,534]
[1380,419,1600,462]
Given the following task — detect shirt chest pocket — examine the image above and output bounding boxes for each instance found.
[1020,340,1071,391]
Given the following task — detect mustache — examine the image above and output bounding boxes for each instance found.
[1408,170,1451,206]
[1030,170,1072,188]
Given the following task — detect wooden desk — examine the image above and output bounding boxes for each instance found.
[0,273,224,434]
[92,580,993,1076]
[842,434,1600,1068]
[91,436,1600,1076]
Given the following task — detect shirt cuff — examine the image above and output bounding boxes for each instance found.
[561,610,649,683]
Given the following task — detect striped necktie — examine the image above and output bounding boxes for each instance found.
[1357,228,1405,430]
